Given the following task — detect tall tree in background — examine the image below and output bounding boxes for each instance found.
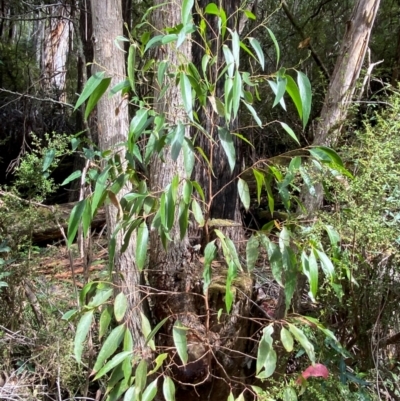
[90,0,146,352]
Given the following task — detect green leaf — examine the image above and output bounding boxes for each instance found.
[127,45,136,93]
[243,101,262,127]
[171,121,185,161]
[288,324,315,363]
[74,71,105,110]
[248,37,264,70]
[232,70,242,118]
[191,181,205,202]
[85,77,111,120]
[92,166,110,216]
[283,386,298,401]
[42,149,55,172]
[191,199,204,227]
[61,170,82,186]
[315,249,335,279]
[285,74,302,120]
[144,316,169,351]
[218,127,236,173]
[181,0,194,25]
[157,60,169,87]
[238,178,250,211]
[222,45,235,78]
[301,251,318,302]
[252,169,264,205]
[94,351,132,380]
[124,386,136,401]
[273,76,287,108]
[124,327,134,353]
[256,325,276,378]
[259,235,283,286]
[244,9,256,20]
[279,122,300,145]
[283,247,297,312]
[203,240,216,292]
[74,310,94,363]
[309,146,343,166]
[268,80,286,110]
[135,359,147,395]
[183,138,195,177]
[204,3,220,15]
[324,225,340,248]
[114,292,128,322]
[297,71,312,129]
[179,201,189,240]
[246,235,259,272]
[144,35,163,52]
[163,376,176,401]
[173,320,188,365]
[281,327,294,352]
[149,353,168,375]
[110,79,131,96]
[142,378,158,401]
[266,27,280,68]
[68,199,86,248]
[93,324,126,374]
[99,305,113,340]
[62,309,78,321]
[136,221,149,271]
[180,73,193,120]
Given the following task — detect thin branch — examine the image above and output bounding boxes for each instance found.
[0,88,74,108]
[280,0,330,80]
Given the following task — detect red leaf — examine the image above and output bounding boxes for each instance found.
[296,363,329,384]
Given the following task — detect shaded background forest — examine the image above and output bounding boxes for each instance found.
[1,0,400,400]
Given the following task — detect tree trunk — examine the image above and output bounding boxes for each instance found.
[148,2,253,399]
[302,0,381,214]
[91,0,147,354]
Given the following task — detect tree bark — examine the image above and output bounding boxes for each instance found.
[302,0,381,214]
[91,0,147,354]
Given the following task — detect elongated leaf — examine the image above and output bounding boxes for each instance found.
[315,249,335,279]
[93,324,126,374]
[248,37,264,70]
[266,27,280,67]
[243,102,262,127]
[297,71,312,129]
[149,353,168,375]
[183,138,195,177]
[128,45,136,92]
[124,386,136,401]
[136,221,149,271]
[135,359,148,395]
[42,149,55,172]
[61,170,82,186]
[74,310,94,363]
[114,292,128,322]
[281,327,294,352]
[309,146,343,166]
[142,378,158,401]
[68,199,86,248]
[144,316,169,351]
[94,351,132,380]
[163,376,176,401]
[204,2,219,15]
[171,121,185,161]
[238,178,250,211]
[85,77,111,120]
[191,199,204,227]
[144,35,163,52]
[218,127,236,173]
[232,70,242,118]
[92,166,110,216]
[180,73,193,120]
[259,234,283,286]
[179,201,189,240]
[268,80,286,110]
[74,71,105,110]
[203,240,216,292]
[181,0,194,25]
[253,169,264,205]
[246,235,259,272]
[273,77,287,108]
[173,320,188,365]
[324,225,340,248]
[256,325,276,378]
[285,74,302,120]
[280,122,300,145]
[99,305,113,340]
[288,324,315,363]
[301,251,318,301]
[283,386,298,401]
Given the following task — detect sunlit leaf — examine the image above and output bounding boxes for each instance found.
[181,0,194,25]
[92,324,126,374]
[285,75,302,120]
[61,170,82,186]
[42,149,55,172]
[280,122,300,145]
[85,77,111,120]
[192,199,205,227]
[114,292,128,322]
[203,240,216,292]
[163,376,176,401]
[256,325,276,378]
[283,386,298,401]
[127,45,136,93]
[248,37,264,70]
[315,249,335,279]
[74,71,105,110]
[136,221,149,271]
[288,324,315,363]
[68,199,86,248]
[266,27,280,67]
[173,320,188,365]
[281,327,294,352]
[94,351,132,380]
[180,73,193,120]
[297,71,312,129]
[74,310,94,363]
[218,127,236,173]
[142,378,158,401]
[238,178,250,211]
